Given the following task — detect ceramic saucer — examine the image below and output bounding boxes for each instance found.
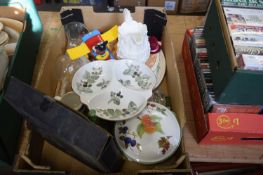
[0,22,3,32]
[0,31,9,46]
[72,60,156,121]
[114,102,181,164]
[145,50,166,89]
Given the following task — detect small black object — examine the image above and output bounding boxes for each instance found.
[4,77,124,173]
[60,9,84,25]
[95,41,108,51]
[107,0,114,7]
[144,9,167,41]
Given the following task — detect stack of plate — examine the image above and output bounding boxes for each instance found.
[71,50,181,164]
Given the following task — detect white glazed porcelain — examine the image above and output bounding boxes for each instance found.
[72,60,156,121]
[114,102,181,164]
[88,90,147,121]
[117,9,150,63]
[145,50,166,89]
[0,31,9,46]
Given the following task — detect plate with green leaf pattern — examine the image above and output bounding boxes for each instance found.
[72,60,156,121]
[87,90,147,121]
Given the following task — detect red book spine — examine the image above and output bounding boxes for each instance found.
[182,30,209,141]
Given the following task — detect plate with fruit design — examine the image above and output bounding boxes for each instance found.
[114,102,181,164]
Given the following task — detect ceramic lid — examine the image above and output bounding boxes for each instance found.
[114,102,181,164]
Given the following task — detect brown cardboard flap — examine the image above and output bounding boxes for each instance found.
[162,28,186,127]
[179,0,210,13]
[216,0,237,69]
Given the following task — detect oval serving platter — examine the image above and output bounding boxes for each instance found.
[72,60,156,121]
[114,102,181,164]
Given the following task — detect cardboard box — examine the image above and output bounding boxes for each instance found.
[148,0,179,15]
[0,0,42,169]
[204,0,263,105]
[115,0,146,6]
[179,0,210,13]
[182,30,263,144]
[148,0,165,6]
[10,6,191,174]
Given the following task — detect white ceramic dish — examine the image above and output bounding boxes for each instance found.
[114,102,181,164]
[145,50,166,89]
[88,90,147,121]
[72,60,156,121]
[0,31,9,46]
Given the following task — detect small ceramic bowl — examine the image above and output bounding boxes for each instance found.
[87,89,147,121]
[0,31,9,46]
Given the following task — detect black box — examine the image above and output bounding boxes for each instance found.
[4,77,124,173]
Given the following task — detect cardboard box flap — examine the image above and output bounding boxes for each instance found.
[215,0,237,69]
[163,28,186,127]
[62,6,163,31]
[204,0,235,99]
[4,77,124,173]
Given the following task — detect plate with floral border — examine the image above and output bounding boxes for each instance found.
[145,50,166,89]
[88,89,147,121]
[114,102,181,164]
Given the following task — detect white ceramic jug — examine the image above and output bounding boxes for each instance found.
[117,9,150,63]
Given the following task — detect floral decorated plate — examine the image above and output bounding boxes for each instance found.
[72,60,156,121]
[145,50,166,89]
[88,90,147,121]
[114,102,181,164]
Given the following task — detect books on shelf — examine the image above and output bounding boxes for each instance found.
[189,26,215,112]
[238,54,263,70]
[222,6,263,71]
[186,26,263,113]
[182,28,263,144]
[221,0,263,9]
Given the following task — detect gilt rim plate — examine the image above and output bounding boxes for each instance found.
[114,102,181,164]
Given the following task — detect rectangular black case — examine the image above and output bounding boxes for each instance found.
[4,77,124,173]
